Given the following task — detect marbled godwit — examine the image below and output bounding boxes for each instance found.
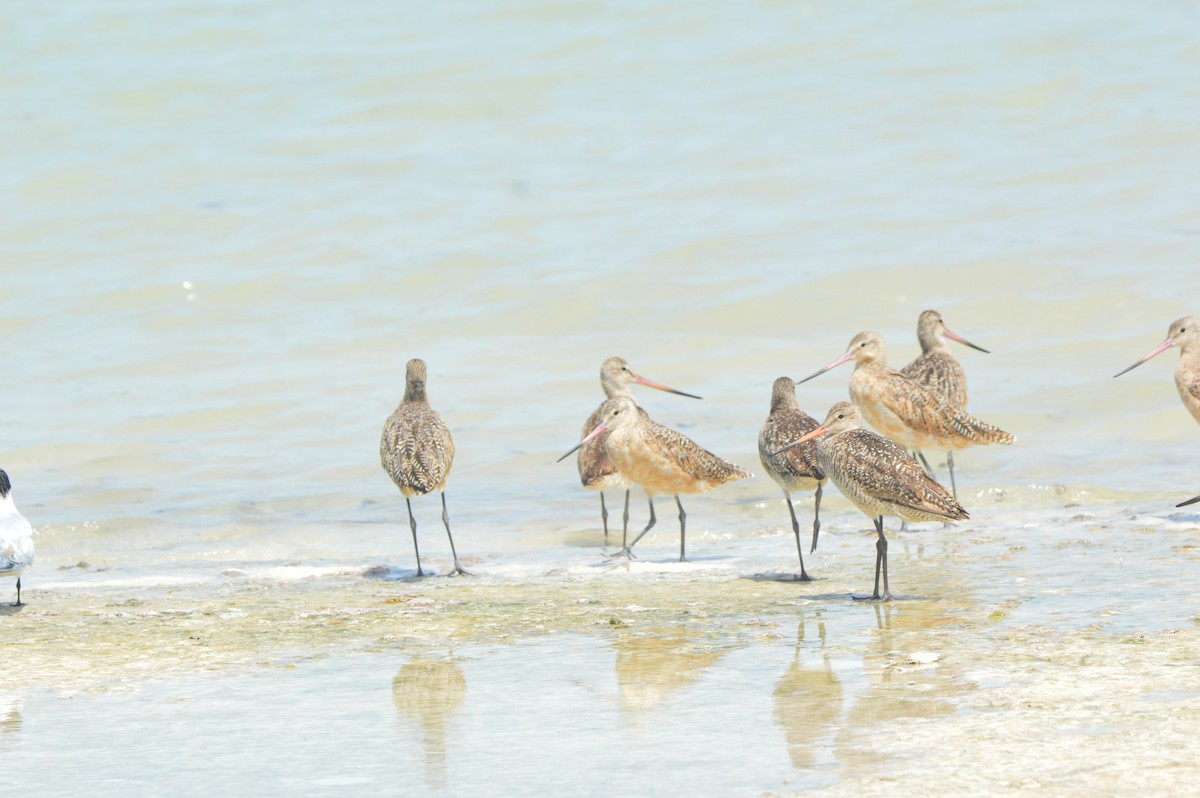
[380,358,465,576]
[1113,316,1200,425]
[0,470,34,606]
[578,357,701,547]
[758,377,826,581]
[900,310,990,410]
[773,402,968,600]
[798,331,1012,499]
[559,396,751,562]
[898,310,991,490]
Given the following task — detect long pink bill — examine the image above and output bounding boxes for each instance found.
[1114,338,1173,378]
[1177,494,1200,509]
[633,374,702,400]
[795,351,855,386]
[943,328,990,354]
[556,422,608,463]
[768,425,830,458]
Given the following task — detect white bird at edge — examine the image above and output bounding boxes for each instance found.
[0,470,35,606]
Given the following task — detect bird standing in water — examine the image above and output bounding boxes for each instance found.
[1114,316,1200,508]
[798,331,1012,500]
[774,402,968,600]
[577,357,701,547]
[380,359,466,576]
[560,396,750,562]
[0,470,34,606]
[1114,316,1200,423]
[758,377,826,581]
[899,310,990,411]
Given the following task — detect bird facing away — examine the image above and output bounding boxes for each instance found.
[798,330,1013,499]
[380,358,465,576]
[1113,316,1200,425]
[773,402,968,600]
[560,396,751,562]
[0,470,35,606]
[577,357,701,548]
[758,377,826,581]
[899,309,990,411]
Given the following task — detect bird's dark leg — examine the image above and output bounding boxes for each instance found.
[676,495,687,562]
[916,451,935,479]
[611,497,655,559]
[406,497,425,577]
[875,516,891,600]
[441,492,468,576]
[599,492,610,546]
[810,482,823,554]
[784,492,811,581]
[622,489,631,548]
[15,577,23,607]
[947,450,958,501]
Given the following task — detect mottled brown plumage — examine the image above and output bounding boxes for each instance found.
[566,396,750,561]
[380,358,465,576]
[576,357,700,546]
[758,377,827,580]
[899,310,989,410]
[779,402,968,600]
[799,330,1012,499]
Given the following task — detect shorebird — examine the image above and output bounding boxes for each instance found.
[380,358,466,576]
[798,331,1012,499]
[1113,316,1200,425]
[0,470,34,606]
[559,396,751,562]
[758,377,826,580]
[773,402,968,600]
[899,310,990,410]
[577,357,701,547]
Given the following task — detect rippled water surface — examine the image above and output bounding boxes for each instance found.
[3,0,1200,795]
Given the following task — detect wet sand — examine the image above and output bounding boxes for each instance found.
[6,497,1200,795]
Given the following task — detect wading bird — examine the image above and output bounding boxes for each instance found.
[798,331,1012,499]
[0,470,34,606]
[773,402,968,600]
[560,396,750,562]
[381,359,466,576]
[758,377,826,581]
[577,357,700,547]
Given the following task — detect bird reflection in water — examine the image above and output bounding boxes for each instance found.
[837,602,977,768]
[772,618,843,771]
[614,631,728,714]
[0,692,22,736]
[392,657,467,791]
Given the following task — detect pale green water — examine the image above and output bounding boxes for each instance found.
[3,0,1200,795]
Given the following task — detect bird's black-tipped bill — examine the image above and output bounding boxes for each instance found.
[795,351,854,385]
[633,374,702,400]
[556,423,608,463]
[1113,339,1173,378]
[1177,494,1200,508]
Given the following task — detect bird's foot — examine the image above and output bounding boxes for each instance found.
[607,547,636,561]
[792,572,814,583]
[851,593,893,602]
[448,565,471,577]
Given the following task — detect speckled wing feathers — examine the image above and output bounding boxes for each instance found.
[758,411,825,489]
[899,352,968,409]
[380,404,455,497]
[822,429,967,521]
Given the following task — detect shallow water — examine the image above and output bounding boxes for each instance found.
[3,0,1200,794]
